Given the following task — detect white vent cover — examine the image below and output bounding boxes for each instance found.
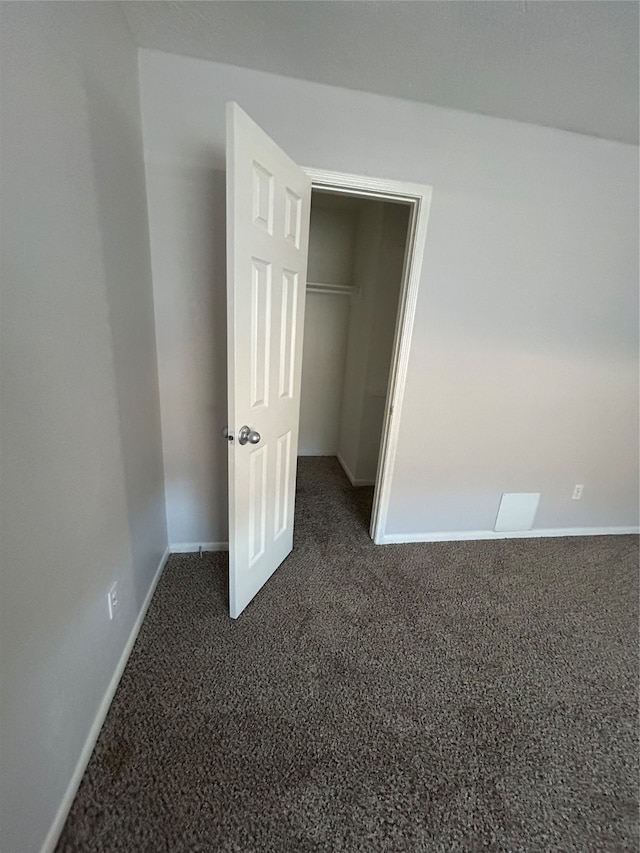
[494,492,540,532]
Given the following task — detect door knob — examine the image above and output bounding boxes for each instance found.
[238,425,261,446]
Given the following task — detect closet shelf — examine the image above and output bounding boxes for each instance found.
[306,281,355,296]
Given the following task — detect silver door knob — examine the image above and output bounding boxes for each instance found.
[238,425,261,446]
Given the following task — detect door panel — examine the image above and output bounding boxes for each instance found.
[226,103,311,618]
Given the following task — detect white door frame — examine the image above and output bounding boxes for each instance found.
[303,168,433,545]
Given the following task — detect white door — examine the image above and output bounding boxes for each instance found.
[226,103,311,618]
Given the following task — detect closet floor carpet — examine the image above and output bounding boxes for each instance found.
[57,457,639,852]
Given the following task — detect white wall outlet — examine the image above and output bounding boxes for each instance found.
[572,484,584,500]
[107,581,119,620]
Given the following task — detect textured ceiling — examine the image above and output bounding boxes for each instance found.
[122,1,639,144]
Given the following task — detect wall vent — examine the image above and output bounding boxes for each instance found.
[494,492,540,532]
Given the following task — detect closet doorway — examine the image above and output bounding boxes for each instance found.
[298,189,411,533]
[297,169,431,543]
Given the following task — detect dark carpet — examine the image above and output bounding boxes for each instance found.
[57,457,639,852]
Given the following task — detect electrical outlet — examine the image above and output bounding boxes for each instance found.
[572,484,584,500]
[107,581,119,620]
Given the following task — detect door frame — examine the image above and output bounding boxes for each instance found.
[303,168,433,545]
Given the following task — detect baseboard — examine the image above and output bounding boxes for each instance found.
[336,452,375,487]
[170,541,229,553]
[380,526,640,544]
[41,546,170,853]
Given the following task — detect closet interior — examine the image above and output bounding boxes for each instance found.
[298,190,411,505]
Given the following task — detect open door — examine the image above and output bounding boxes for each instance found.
[226,103,311,618]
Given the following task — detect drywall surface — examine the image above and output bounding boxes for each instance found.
[360,204,409,480]
[299,203,356,455]
[299,293,350,455]
[306,204,358,287]
[139,50,639,544]
[338,203,383,479]
[366,204,410,399]
[0,6,167,852]
[123,1,640,145]
[337,200,408,483]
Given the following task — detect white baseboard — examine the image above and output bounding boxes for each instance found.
[380,526,640,544]
[336,452,375,487]
[170,541,229,553]
[41,546,170,853]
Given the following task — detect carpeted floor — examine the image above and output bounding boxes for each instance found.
[57,457,639,852]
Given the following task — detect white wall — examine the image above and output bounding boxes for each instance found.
[298,202,357,455]
[358,203,410,482]
[338,202,409,483]
[338,202,382,481]
[0,6,167,852]
[299,292,350,455]
[306,205,358,287]
[139,49,639,546]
